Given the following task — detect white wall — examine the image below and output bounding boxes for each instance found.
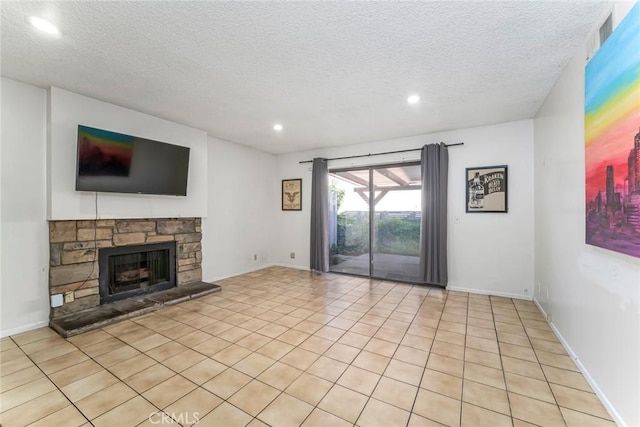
[533,3,640,425]
[274,120,535,299]
[49,87,208,220]
[1,78,50,337]
[202,136,277,282]
[0,80,278,336]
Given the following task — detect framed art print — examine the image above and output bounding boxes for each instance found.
[466,165,508,213]
[282,179,302,211]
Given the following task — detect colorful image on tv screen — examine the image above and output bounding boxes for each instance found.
[78,126,133,176]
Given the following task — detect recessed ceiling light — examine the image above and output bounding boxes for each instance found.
[273,123,283,131]
[407,94,421,104]
[26,16,60,35]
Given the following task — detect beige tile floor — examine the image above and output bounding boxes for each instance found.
[0,266,615,426]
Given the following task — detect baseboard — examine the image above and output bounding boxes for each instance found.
[532,297,549,319]
[0,319,50,339]
[273,262,310,271]
[533,297,625,427]
[446,285,533,301]
[205,263,277,284]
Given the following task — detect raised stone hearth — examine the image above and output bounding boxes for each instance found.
[49,218,202,318]
[50,280,220,337]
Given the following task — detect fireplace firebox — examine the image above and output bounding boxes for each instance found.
[98,242,176,304]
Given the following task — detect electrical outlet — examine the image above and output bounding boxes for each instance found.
[524,288,528,294]
[253,254,257,261]
[51,294,63,308]
[64,291,75,304]
[290,252,295,259]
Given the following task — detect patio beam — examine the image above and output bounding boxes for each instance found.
[377,169,409,187]
[352,185,421,192]
[336,172,369,187]
[373,190,389,206]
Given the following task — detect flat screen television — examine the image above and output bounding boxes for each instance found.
[75,125,190,196]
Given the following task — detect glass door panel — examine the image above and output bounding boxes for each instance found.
[371,165,421,282]
[329,170,370,276]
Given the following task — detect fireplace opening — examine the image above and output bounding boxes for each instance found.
[99,241,176,304]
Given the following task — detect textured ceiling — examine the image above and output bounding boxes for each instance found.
[1,1,606,154]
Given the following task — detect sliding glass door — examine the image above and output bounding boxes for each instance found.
[328,169,370,276]
[329,163,421,282]
[371,165,421,282]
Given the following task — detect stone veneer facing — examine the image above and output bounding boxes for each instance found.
[49,218,202,318]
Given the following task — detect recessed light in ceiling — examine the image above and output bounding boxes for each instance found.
[407,94,421,105]
[273,123,283,131]
[26,16,60,35]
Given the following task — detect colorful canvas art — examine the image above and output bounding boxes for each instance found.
[585,3,640,258]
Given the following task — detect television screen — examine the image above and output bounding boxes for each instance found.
[75,125,190,196]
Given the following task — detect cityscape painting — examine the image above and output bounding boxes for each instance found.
[585,3,640,258]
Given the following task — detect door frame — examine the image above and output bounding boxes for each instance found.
[328,161,421,283]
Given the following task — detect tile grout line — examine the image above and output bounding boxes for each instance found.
[7,268,609,427]
[6,273,393,425]
[294,278,430,424]
[5,335,93,426]
[516,303,570,427]
[68,323,232,425]
[293,278,399,426]
[162,280,347,426]
[504,302,613,425]
[116,279,317,426]
[244,275,361,425]
[67,333,181,426]
[490,296,516,427]
[458,291,470,427]
[405,286,449,426]
[186,274,393,426]
[347,282,427,425]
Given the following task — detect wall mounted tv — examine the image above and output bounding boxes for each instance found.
[75,125,190,196]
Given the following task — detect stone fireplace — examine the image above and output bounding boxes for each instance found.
[49,218,202,318]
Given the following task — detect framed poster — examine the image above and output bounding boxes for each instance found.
[282,179,302,211]
[466,165,508,213]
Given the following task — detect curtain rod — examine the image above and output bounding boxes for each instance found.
[298,143,463,164]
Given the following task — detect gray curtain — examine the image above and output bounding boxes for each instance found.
[310,158,329,272]
[419,143,449,286]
